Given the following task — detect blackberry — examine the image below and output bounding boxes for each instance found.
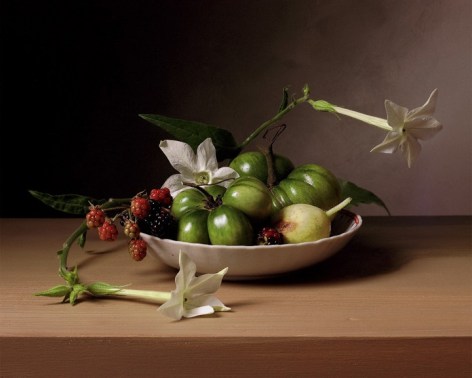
[138,200,176,238]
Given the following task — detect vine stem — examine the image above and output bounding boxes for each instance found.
[238,93,310,149]
[59,198,132,274]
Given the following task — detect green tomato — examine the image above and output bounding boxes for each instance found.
[171,185,226,220]
[177,209,211,244]
[170,186,254,245]
[229,151,294,184]
[207,205,254,245]
[270,164,341,213]
[222,176,273,221]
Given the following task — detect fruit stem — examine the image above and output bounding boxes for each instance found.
[182,182,221,208]
[325,197,352,218]
[260,124,287,188]
[238,92,310,149]
[59,197,132,273]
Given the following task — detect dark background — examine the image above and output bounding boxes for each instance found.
[1,0,471,217]
[1,1,192,217]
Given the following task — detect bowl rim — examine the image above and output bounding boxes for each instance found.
[141,209,362,250]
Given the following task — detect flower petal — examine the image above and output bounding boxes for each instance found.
[405,117,443,140]
[160,140,198,177]
[178,251,197,289]
[196,138,218,172]
[385,100,408,130]
[157,292,184,320]
[370,132,402,154]
[211,167,239,186]
[161,174,186,196]
[187,267,228,297]
[400,134,422,168]
[407,89,438,119]
[183,305,215,318]
[189,293,231,312]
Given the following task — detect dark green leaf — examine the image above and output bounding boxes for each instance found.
[139,114,240,160]
[278,87,289,112]
[29,190,106,215]
[339,180,390,215]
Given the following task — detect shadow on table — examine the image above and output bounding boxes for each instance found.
[236,239,411,286]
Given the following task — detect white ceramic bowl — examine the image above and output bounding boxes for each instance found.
[141,210,362,280]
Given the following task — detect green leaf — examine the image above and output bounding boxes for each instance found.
[139,114,240,161]
[339,180,390,215]
[278,87,289,112]
[35,285,71,298]
[29,190,106,215]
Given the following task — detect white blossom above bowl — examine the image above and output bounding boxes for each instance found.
[141,210,362,280]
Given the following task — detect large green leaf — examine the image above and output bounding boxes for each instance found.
[139,114,240,161]
[338,180,390,215]
[29,190,106,215]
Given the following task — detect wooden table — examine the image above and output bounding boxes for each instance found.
[1,217,471,377]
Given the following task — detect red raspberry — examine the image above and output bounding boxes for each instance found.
[85,206,106,229]
[128,238,147,261]
[123,220,140,239]
[130,197,151,219]
[149,187,172,207]
[257,227,283,245]
[98,220,118,241]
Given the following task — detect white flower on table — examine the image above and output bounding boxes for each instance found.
[159,138,239,196]
[158,251,231,320]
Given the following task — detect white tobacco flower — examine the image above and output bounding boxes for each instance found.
[309,89,442,167]
[158,251,231,320]
[370,89,442,167]
[159,138,239,196]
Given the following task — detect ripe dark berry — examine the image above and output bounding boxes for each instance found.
[128,238,147,261]
[85,207,106,229]
[257,227,283,245]
[138,200,176,238]
[98,220,119,241]
[131,197,151,219]
[123,220,140,239]
[149,187,173,208]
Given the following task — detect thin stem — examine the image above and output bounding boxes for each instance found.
[59,197,132,272]
[112,288,172,303]
[239,94,310,149]
[326,197,352,218]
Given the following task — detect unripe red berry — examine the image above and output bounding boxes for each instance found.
[123,220,140,239]
[149,187,173,207]
[85,207,106,229]
[128,238,147,261]
[130,197,151,219]
[98,220,118,241]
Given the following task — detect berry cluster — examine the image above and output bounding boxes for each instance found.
[84,188,176,262]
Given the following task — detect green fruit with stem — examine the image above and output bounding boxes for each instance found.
[270,164,342,215]
[222,176,273,221]
[229,151,294,184]
[271,198,351,244]
[170,184,255,245]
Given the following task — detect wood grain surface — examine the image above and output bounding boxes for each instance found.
[1,216,471,377]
